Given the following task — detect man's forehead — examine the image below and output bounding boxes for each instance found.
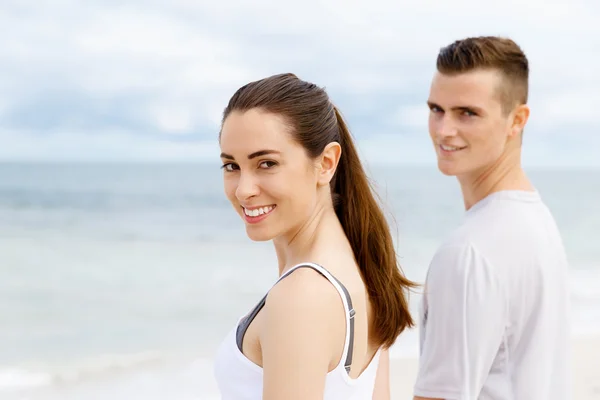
[429,70,502,106]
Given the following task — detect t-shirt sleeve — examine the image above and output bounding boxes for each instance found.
[413,241,507,400]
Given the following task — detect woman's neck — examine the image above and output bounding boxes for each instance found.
[273,204,341,276]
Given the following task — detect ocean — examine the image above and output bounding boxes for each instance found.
[1,162,598,399]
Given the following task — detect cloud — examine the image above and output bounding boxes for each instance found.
[534,89,599,128]
[1,0,598,166]
[0,129,220,162]
[390,105,430,131]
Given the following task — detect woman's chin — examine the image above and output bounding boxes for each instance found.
[245,226,275,242]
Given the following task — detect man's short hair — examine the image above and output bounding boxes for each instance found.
[436,36,529,114]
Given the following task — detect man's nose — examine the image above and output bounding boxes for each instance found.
[436,116,459,138]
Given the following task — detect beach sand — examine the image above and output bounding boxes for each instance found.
[390,334,600,399]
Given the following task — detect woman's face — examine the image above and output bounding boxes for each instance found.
[219,108,321,242]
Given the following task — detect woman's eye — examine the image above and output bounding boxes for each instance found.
[221,163,238,172]
[259,161,277,169]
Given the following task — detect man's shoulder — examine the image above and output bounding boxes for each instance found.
[433,223,484,261]
[428,195,566,286]
[427,236,493,280]
[465,192,556,237]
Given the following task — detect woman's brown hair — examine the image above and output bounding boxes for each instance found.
[221,73,416,348]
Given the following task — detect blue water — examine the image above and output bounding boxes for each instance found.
[1,162,598,399]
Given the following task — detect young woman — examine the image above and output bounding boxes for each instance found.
[213,73,416,399]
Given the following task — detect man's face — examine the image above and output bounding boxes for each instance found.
[427,69,517,177]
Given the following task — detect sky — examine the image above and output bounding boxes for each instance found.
[1,0,599,168]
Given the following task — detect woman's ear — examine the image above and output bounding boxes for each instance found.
[316,142,342,186]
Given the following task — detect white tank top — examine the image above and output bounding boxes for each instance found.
[213,262,382,399]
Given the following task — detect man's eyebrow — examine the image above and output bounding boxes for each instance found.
[426,101,484,114]
[452,105,484,114]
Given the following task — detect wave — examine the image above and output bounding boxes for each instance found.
[0,368,52,391]
[0,353,222,400]
[0,350,167,392]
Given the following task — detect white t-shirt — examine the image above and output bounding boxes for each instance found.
[414,190,571,400]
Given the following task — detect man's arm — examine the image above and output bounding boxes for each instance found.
[412,242,507,400]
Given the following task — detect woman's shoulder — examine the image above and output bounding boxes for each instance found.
[257,266,355,395]
[262,265,346,338]
[266,265,343,317]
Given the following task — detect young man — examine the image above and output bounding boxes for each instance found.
[413,36,571,400]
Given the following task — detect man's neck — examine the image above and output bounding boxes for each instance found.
[458,147,534,211]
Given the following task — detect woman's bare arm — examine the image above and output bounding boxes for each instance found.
[372,348,391,400]
[261,269,341,400]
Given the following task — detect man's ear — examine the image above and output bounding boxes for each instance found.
[510,104,530,138]
[316,142,342,186]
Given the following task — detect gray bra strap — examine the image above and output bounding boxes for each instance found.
[235,263,355,374]
[235,292,267,352]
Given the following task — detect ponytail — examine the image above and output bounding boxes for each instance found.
[221,72,416,347]
[332,106,416,348]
